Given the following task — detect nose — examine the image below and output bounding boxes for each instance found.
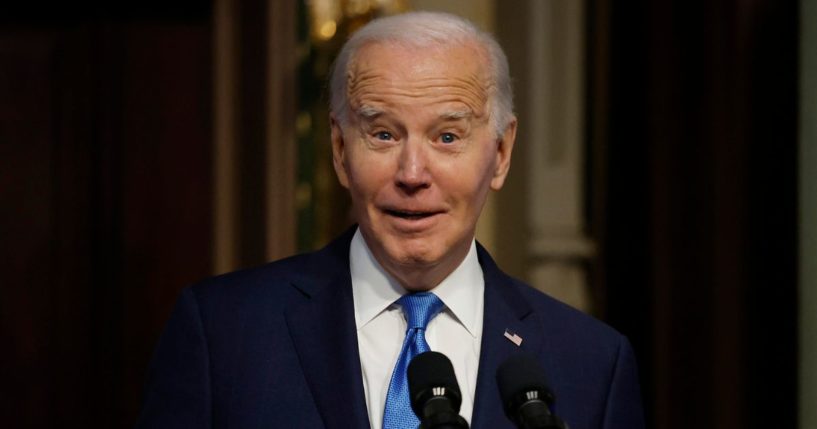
[394,137,431,194]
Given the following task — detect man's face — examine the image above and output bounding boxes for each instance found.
[331,41,516,290]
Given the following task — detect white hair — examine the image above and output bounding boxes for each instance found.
[329,11,514,137]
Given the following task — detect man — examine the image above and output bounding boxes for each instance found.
[137,11,644,429]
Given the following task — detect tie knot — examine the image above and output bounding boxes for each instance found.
[397,292,445,330]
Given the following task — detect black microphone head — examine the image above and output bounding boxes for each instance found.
[407,351,463,417]
[496,353,556,415]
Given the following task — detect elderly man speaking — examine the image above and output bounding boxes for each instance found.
[137,11,644,429]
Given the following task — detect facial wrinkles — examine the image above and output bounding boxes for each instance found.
[347,63,492,120]
[353,77,487,111]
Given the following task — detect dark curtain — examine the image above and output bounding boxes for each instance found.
[593,0,799,428]
[0,3,213,427]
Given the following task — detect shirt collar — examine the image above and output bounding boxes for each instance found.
[350,228,484,338]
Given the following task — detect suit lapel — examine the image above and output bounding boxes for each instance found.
[283,234,542,429]
[284,231,371,429]
[471,245,544,429]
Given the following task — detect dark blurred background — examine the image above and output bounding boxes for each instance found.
[0,0,810,428]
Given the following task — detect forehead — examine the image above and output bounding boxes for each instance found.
[346,41,493,117]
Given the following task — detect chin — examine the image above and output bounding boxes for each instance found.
[384,239,441,268]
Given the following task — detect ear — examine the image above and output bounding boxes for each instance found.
[330,113,350,189]
[490,117,517,190]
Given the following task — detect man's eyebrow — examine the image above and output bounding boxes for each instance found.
[355,105,384,119]
[354,106,472,121]
[440,110,472,120]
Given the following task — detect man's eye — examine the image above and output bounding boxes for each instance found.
[374,131,393,141]
[440,133,458,144]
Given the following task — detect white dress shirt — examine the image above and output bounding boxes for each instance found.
[350,228,484,429]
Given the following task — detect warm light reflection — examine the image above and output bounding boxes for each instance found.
[307,0,409,44]
[346,0,372,16]
[318,20,338,40]
[307,0,342,43]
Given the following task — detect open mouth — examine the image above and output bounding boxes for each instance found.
[384,209,439,220]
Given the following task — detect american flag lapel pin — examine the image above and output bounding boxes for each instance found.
[504,328,523,346]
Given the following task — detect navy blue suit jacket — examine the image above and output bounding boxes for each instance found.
[137,228,644,428]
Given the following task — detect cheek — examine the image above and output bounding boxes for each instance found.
[439,154,496,200]
[344,152,395,200]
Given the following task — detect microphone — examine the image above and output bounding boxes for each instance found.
[407,351,469,429]
[496,353,567,429]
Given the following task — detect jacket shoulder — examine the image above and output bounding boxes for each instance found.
[186,235,350,316]
[509,276,627,350]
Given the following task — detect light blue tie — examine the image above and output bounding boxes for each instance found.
[382,292,445,429]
